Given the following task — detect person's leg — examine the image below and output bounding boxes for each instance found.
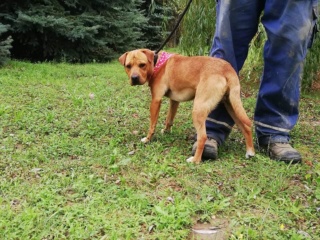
[255,0,316,162]
[206,0,264,145]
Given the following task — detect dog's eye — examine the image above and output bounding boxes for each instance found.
[126,64,132,69]
[139,63,146,68]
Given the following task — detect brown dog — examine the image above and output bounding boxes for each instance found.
[119,49,255,163]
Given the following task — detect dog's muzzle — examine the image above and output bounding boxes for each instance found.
[131,74,140,85]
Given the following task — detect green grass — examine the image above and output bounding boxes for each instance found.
[0,60,319,239]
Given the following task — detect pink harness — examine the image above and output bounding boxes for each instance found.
[153,52,173,75]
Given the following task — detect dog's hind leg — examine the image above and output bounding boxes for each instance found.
[161,99,179,134]
[187,78,226,164]
[187,106,208,164]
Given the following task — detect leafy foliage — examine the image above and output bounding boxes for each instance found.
[179,0,216,56]
[0,0,178,62]
[0,0,148,62]
[0,23,12,66]
[140,0,175,51]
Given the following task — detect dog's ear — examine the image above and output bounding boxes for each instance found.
[119,52,128,66]
[141,49,155,64]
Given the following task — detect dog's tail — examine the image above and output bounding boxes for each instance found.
[227,73,252,128]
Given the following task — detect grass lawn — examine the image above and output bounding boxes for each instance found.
[0,60,319,239]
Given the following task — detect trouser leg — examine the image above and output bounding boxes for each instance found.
[207,0,317,146]
[207,0,264,145]
[255,0,315,145]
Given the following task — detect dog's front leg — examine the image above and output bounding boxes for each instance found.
[141,99,162,143]
[161,99,179,134]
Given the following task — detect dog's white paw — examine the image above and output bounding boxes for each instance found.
[186,157,194,163]
[141,137,149,143]
[161,128,171,134]
[245,150,255,159]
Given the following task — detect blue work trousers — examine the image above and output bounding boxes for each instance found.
[207,0,318,145]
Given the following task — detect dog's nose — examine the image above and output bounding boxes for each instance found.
[131,74,140,85]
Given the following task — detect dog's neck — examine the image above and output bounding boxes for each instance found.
[153,51,173,75]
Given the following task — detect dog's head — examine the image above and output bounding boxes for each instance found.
[119,49,155,86]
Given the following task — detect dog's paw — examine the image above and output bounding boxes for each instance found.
[141,137,149,143]
[161,128,171,134]
[186,156,200,164]
[245,150,255,159]
[186,157,194,163]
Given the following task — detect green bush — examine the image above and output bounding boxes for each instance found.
[0,0,148,62]
[0,23,12,66]
[179,0,216,56]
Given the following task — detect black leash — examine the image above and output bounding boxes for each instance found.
[155,0,193,54]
